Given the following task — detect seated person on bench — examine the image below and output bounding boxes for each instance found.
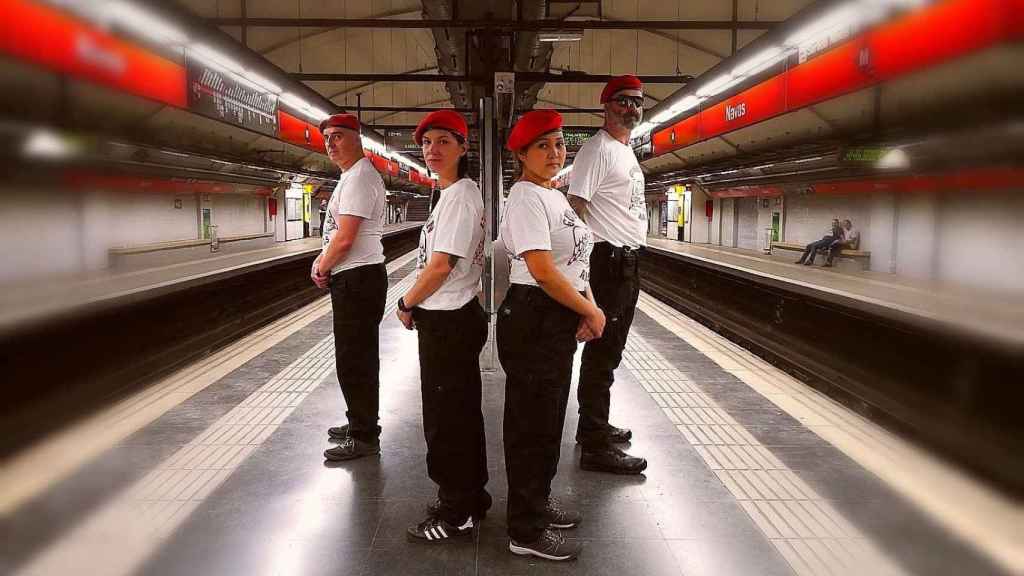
[796,219,841,265]
[824,219,860,267]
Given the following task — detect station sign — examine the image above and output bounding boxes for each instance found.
[187,57,278,137]
[840,146,892,164]
[383,128,421,153]
[562,127,599,151]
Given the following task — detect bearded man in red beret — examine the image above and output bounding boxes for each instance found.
[567,75,649,475]
[312,114,389,462]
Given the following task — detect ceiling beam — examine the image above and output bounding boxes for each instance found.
[348,105,606,114]
[292,72,691,83]
[255,9,425,55]
[535,98,604,121]
[349,106,473,113]
[207,18,780,31]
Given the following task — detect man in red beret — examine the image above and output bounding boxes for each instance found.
[312,113,389,462]
[567,75,649,475]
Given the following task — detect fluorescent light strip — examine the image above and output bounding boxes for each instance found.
[647,0,919,135]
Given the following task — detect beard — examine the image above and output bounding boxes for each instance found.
[619,111,642,130]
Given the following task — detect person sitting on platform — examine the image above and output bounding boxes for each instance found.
[823,219,860,267]
[795,218,842,266]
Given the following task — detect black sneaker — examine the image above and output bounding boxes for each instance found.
[580,445,647,475]
[406,515,474,543]
[323,437,379,461]
[575,424,632,445]
[327,424,349,440]
[544,497,582,529]
[426,491,492,521]
[509,528,581,561]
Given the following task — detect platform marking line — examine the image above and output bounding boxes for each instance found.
[0,250,418,517]
[622,330,906,576]
[635,291,1024,576]
[14,269,418,576]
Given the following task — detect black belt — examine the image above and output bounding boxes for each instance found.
[592,242,643,278]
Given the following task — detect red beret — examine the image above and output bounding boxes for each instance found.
[506,110,563,151]
[413,110,468,145]
[319,113,360,134]
[600,74,644,103]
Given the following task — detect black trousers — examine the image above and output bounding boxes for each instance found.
[329,263,387,441]
[577,242,641,449]
[799,236,835,264]
[827,240,849,263]
[413,299,490,524]
[497,285,579,543]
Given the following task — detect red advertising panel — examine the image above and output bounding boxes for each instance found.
[699,75,787,142]
[278,110,325,152]
[0,0,186,108]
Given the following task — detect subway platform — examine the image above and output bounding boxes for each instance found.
[1,249,1020,576]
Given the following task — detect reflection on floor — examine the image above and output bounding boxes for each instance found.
[1,255,1017,576]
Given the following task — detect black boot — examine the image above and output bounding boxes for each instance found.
[580,445,647,475]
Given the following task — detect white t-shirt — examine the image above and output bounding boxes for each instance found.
[567,129,647,248]
[499,181,593,292]
[322,157,386,274]
[843,228,861,249]
[416,178,485,310]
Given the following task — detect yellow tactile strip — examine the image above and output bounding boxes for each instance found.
[635,291,1024,576]
[623,331,906,576]
[11,259,419,576]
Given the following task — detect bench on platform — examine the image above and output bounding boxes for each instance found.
[772,241,871,269]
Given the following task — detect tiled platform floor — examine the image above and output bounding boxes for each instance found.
[0,252,1014,576]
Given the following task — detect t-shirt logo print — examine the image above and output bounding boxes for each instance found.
[322,205,337,247]
[628,167,646,221]
[563,209,592,267]
[417,219,435,269]
[472,215,486,267]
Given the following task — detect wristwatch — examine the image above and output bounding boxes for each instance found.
[397,297,412,313]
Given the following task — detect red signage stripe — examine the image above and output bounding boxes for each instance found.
[699,75,787,141]
[869,0,1007,81]
[652,115,699,157]
[652,0,1024,158]
[278,110,325,153]
[785,40,870,111]
[0,0,186,108]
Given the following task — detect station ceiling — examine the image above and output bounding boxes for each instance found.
[173,0,818,177]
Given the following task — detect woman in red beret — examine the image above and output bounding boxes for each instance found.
[497,110,606,561]
[396,110,491,544]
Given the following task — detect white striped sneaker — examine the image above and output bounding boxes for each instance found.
[406,515,474,544]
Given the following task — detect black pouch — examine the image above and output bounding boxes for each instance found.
[607,246,623,279]
[621,247,637,279]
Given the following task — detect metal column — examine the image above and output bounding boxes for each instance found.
[479,96,501,372]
